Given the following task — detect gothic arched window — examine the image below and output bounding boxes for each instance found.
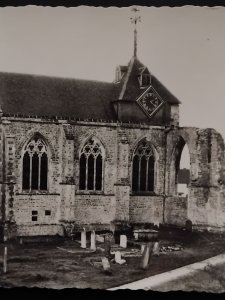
[132,141,155,192]
[79,137,103,191]
[22,136,48,191]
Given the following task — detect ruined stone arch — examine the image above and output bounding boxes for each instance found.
[168,134,192,195]
[172,136,186,193]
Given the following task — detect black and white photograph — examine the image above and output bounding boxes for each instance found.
[0,3,225,293]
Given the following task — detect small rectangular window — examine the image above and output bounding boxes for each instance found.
[31,211,38,221]
[45,210,51,216]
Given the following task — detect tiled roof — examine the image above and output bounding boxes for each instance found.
[0,56,181,121]
[0,72,119,120]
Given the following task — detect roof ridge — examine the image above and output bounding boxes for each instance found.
[0,71,114,85]
[118,56,135,100]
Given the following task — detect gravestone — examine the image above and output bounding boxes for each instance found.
[102,257,111,273]
[120,235,127,248]
[141,244,145,254]
[96,234,104,243]
[104,233,114,257]
[90,230,96,251]
[152,241,160,256]
[115,251,126,265]
[3,246,7,273]
[110,222,116,235]
[115,251,121,263]
[81,229,86,249]
[134,232,138,240]
[185,219,192,233]
[140,242,154,270]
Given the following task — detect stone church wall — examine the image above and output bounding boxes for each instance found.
[129,196,164,224]
[1,117,225,238]
[164,196,188,226]
[13,194,62,236]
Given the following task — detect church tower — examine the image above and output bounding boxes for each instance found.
[112,7,180,126]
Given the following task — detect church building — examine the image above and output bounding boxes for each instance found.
[0,16,225,240]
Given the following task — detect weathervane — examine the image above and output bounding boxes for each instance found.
[130,7,141,57]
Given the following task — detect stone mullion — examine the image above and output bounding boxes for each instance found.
[146,156,149,191]
[85,153,88,190]
[93,155,97,191]
[101,155,104,191]
[38,153,41,190]
[138,156,141,191]
[29,153,33,192]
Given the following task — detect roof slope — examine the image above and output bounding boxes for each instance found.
[118,56,181,104]
[0,57,180,121]
[0,72,119,120]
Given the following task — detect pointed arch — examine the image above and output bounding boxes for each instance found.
[130,135,160,161]
[16,130,56,160]
[78,134,106,160]
[21,133,49,191]
[79,136,105,191]
[173,136,186,186]
[131,138,156,192]
[169,135,190,195]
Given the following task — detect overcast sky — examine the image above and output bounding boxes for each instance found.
[0,5,224,167]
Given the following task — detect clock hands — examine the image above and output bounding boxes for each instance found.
[136,87,165,117]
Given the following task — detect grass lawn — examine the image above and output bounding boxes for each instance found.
[0,227,225,289]
[153,261,225,293]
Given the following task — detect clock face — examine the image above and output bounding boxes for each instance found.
[136,87,165,118]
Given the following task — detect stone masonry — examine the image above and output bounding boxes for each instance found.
[0,114,224,239]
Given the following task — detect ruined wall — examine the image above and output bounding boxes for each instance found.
[166,127,225,230]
